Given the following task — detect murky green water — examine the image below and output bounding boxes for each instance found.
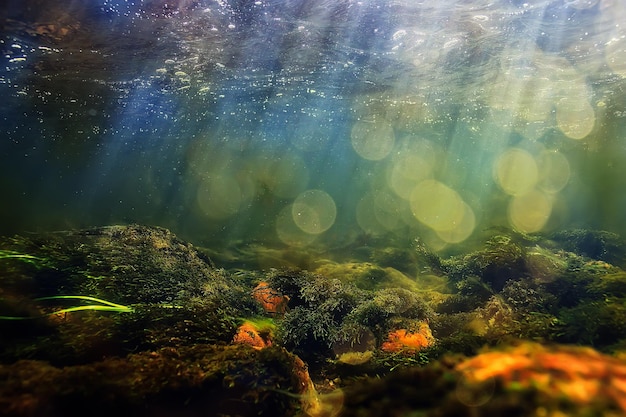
[2,0,626,253]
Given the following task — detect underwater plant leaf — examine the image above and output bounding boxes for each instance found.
[34,295,133,310]
[0,295,134,319]
[0,250,50,268]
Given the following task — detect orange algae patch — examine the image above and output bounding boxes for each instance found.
[232,322,271,350]
[380,321,435,354]
[456,342,626,412]
[252,281,289,315]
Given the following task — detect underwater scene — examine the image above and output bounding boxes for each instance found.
[2,0,626,415]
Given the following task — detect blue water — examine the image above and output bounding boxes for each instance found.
[1,0,625,251]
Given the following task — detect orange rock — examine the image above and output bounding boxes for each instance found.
[380,322,435,354]
[456,342,626,413]
[252,281,289,315]
[232,322,271,350]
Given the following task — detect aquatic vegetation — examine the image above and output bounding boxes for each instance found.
[267,269,436,363]
[0,344,307,417]
[441,235,528,292]
[0,249,50,268]
[313,262,389,291]
[2,224,626,415]
[499,279,556,314]
[0,225,258,364]
[0,295,133,320]
[554,299,626,348]
[369,246,419,274]
[346,287,433,327]
[550,229,626,267]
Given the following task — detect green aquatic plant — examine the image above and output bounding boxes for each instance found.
[0,295,133,320]
[553,298,626,348]
[441,235,528,292]
[0,249,50,268]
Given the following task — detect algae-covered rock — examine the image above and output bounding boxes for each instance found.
[550,229,626,267]
[0,224,242,305]
[441,235,528,292]
[336,342,626,417]
[0,345,305,417]
[0,225,257,364]
[3,224,626,416]
[266,269,434,365]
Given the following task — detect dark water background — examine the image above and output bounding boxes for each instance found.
[1,0,625,253]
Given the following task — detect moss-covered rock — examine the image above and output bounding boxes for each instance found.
[550,229,626,267]
[441,235,528,292]
[0,225,257,365]
[0,345,305,417]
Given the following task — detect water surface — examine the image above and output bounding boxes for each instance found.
[1,0,625,254]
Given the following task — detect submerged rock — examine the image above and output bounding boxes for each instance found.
[0,225,258,364]
[337,342,626,417]
[0,345,306,417]
[2,224,626,416]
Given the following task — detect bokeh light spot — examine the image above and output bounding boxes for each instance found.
[436,201,476,244]
[494,148,538,196]
[410,179,465,232]
[508,189,553,233]
[555,97,595,140]
[350,120,395,161]
[292,189,337,234]
[196,175,242,219]
[387,139,436,199]
[537,150,570,194]
[276,204,318,246]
